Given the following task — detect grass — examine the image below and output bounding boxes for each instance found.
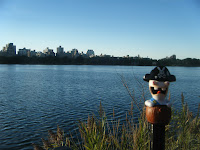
[165,94,200,150]
[33,75,199,150]
[33,95,200,150]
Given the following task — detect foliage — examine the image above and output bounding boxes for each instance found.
[1,56,200,66]
[165,94,200,150]
[33,97,200,150]
[33,75,200,149]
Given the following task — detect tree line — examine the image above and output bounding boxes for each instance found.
[0,56,199,66]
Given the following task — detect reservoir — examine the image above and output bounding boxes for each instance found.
[0,65,199,149]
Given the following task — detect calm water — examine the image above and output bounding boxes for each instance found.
[0,65,199,149]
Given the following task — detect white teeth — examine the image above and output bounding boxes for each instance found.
[162,88,166,91]
[154,87,158,90]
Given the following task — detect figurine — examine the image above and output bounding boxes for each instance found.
[143,66,176,108]
[144,66,176,149]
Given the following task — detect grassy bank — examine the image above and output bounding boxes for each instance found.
[33,94,200,150]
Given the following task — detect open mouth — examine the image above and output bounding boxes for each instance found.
[150,87,167,94]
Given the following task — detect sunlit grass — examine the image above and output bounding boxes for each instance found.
[33,95,200,150]
[33,74,199,150]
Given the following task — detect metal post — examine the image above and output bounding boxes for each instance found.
[152,124,165,150]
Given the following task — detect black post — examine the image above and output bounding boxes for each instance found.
[152,124,165,150]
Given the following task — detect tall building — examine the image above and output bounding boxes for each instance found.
[56,46,65,57]
[43,47,55,57]
[2,43,16,56]
[86,49,95,57]
[57,46,64,54]
[36,52,45,57]
[71,49,79,58]
[170,54,176,59]
[18,48,30,56]
[30,50,37,57]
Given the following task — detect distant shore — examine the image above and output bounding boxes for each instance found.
[0,56,200,67]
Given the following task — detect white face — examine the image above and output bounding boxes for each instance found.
[149,80,169,101]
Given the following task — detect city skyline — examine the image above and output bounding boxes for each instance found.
[0,0,200,59]
[0,43,97,58]
[1,42,177,59]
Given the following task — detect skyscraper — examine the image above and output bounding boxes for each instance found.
[43,47,55,57]
[18,48,30,56]
[56,46,64,57]
[86,49,95,57]
[57,46,64,54]
[2,43,16,56]
[71,49,79,58]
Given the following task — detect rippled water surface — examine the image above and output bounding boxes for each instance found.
[0,65,199,149]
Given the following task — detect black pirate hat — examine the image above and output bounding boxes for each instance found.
[143,66,176,82]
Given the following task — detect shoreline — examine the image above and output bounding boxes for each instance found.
[0,56,200,67]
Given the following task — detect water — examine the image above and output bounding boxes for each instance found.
[0,65,199,149]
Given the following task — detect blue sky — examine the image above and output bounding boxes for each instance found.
[0,0,200,59]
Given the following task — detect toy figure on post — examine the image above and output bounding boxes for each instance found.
[144,66,176,150]
[143,66,176,125]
